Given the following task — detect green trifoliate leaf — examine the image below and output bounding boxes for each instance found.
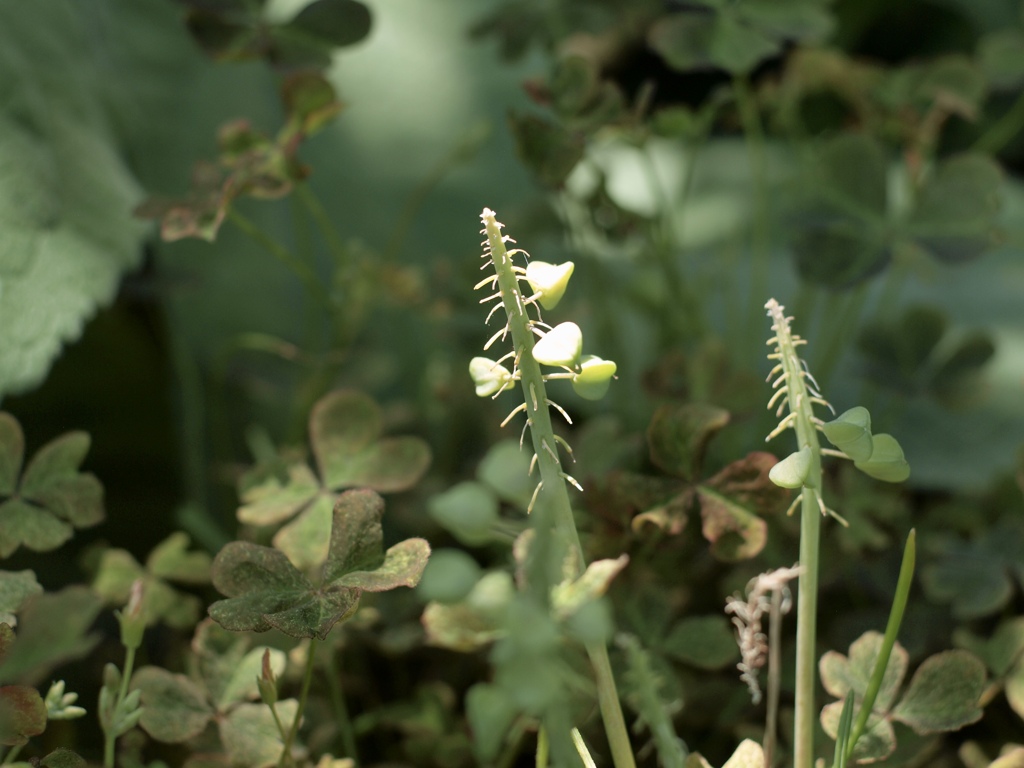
[855,434,910,483]
[769,446,813,489]
[890,650,985,733]
[532,322,583,367]
[822,406,874,462]
[571,355,617,400]
[0,413,105,558]
[525,260,574,310]
[469,357,513,397]
[210,490,429,639]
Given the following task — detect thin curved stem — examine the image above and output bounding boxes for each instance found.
[279,638,319,768]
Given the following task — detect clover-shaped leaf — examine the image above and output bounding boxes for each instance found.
[422,571,514,652]
[857,304,995,402]
[820,631,985,762]
[237,390,430,568]
[907,153,1002,264]
[133,619,288,745]
[93,533,211,630]
[213,489,429,639]
[786,133,892,289]
[921,518,1024,619]
[955,616,1024,721]
[0,413,104,558]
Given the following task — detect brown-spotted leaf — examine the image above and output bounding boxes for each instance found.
[310,390,430,493]
[704,452,790,516]
[133,666,213,743]
[648,403,730,481]
[695,485,767,561]
[0,685,45,746]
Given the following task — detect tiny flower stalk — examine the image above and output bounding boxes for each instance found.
[474,209,634,768]
[763,299,909,768]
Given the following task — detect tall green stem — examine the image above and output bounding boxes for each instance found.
[481,210,636,768]
[765,300,824,768]
[279,638,319,768]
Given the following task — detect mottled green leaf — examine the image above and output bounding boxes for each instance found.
[662,615,738,670]
[954,616,1024,678]
[0,685,45,746]
[219,699,298,768]
[211,491,428,639]
[271,492,335,570]
[133,667,213,743]
[39,749,87,768]
[0,499,73,559]
[237,464,320,527]
[820,701,896,763]
[0,571,40,627]
[648,403,730,481]
[891,651,985,733]
[819,631,908,713]
[311,390,430,493]
[146,532,212,585]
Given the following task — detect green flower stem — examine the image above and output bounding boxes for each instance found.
[481,211,636,768]
[766,300,823,768]
[2,746,22,764]
[279,638,319,768]
[324,647,359,763]
[103,645,139,768]
[228,207,332,313]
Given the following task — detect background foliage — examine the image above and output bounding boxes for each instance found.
[1,0,1024,766]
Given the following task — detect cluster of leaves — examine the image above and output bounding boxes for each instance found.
[136,72,343,242]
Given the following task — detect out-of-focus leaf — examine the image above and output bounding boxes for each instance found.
[422,572,513,652]
[647,403,730,481]
[695,485,767,561]
[662,615,738,670]
[0,572,41,627]
[920,518,1024,619]
[788,133,892,288]
[979,30,1024,90]
[0,685,46,747]
[908,154,1002,264]
[0,587,102,684]
[0,414,104,558]
[133,667,213,743]
[428,482,499,546]
[507,113,585,189]
[220,699,299,768]
[271,0,372,69]
[891,651,985,733]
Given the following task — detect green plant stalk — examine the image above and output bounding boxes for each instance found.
[481,210,636,768]
[228,207,332,312]
[974,88,1024,155]
[2,745,22,764]
[846,529,916,760]
[764,587,783,768]
[278,637,320,768]
[766,300,824,768]
[324,647,359,762]
[103,645,139,768]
